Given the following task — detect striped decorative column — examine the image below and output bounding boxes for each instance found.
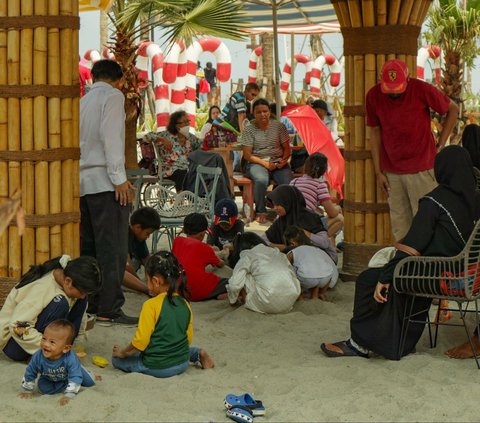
[331,0,433,277]
[0,0,80,282]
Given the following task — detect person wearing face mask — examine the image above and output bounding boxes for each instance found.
[143,111,202,192]
[367,59,458,242]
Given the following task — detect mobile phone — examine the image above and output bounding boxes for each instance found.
[15,321,31,328]
[380,288,389,300]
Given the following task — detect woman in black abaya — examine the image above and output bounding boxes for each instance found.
[321,145,480,360]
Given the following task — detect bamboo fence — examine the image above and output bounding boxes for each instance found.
[331,0,433,276]
[0,0,80,284]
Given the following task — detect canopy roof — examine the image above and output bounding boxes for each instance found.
[240,0,340,34]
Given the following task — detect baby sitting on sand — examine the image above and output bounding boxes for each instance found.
[19,319,99,406]
[227,232,301,314]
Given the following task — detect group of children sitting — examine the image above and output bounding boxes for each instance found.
[0,152,341,402]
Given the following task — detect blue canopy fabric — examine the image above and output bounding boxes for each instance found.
[240,0,340,34]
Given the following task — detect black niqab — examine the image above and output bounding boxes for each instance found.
[265,185,325,244]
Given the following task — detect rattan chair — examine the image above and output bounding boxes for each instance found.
[393,220,480,368]
[148,165,221,251]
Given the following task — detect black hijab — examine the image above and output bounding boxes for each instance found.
[430,145,479,241]
[265,185,325,244]
[461,124,480,169]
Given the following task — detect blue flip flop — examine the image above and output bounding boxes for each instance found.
[224,393,265,416]
[226,406,254,423]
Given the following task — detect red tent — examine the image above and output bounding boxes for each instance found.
[282,104,344,197]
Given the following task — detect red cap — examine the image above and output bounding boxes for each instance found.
[380,59,408,94]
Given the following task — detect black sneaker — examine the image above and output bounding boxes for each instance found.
[96,313,138,327]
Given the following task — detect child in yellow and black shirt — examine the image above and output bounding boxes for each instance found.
[111,251,214,378]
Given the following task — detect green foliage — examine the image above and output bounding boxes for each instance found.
[425,0,480,68]
[118,0,248,47]
[195,112,208,131]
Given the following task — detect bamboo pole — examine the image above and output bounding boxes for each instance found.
[398,0,415,24]
[388,0,401,25]
[48,0,61,258]
[377,0,387,25]
[20,0,35,273]
[0,0,8,276]
[7,0,21,278]
[34,0,49,264]
[60,0,74,256]
[363,0,376,244]
[71,0,80,257]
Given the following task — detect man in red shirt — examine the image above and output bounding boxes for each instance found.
[172,213,228,301]
[366,59,458,241]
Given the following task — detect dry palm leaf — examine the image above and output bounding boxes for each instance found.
[0,190,24,237]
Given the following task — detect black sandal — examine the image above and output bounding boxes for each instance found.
[321,340,369,358]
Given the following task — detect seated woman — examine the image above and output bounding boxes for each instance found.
[461,123,480,185]
[0,255,101,361]
[227,232,301,314]
[242,98,293,223]
[199,105,221,148]
[263,184,337,264]
[143,111,202,191]
[321,145,480,360]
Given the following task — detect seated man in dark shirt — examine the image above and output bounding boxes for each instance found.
[124,207,161,295]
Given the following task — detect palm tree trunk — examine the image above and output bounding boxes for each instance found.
[100,11,109,48]
[260,33,274,101]
[310,34,323,59]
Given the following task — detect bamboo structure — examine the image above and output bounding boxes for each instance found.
[0,0,80,281]
[331,0,433,277]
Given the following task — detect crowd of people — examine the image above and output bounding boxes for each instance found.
[1,57,480,405]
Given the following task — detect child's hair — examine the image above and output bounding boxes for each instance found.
[304,153,328,179]
[91,59,123,82]
[46,319,76,345]
[229,232,267,268]
[16,256,102,295]
[145,251,188,304]
[130,207,161,230]
[183,213,208,235]
[284,225,314,247]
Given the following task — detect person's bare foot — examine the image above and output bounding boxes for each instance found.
[199,349,215,369]
[216,293,228,300]
[445,335,480,359]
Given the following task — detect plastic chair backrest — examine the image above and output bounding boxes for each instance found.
[194,165,222,221]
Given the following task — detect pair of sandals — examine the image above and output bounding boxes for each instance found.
[225,393,265,423]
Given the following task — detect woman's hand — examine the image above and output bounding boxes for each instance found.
[157,137,173,152]
[374,282,390,303]
[276,158,289,169]
[112,345,125,358]
[264,160,276,171]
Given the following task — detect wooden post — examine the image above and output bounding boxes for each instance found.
[0,0,80,281]
[332,0,433,278]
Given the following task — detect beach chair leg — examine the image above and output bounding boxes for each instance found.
[459,301,480,369]
[398,295,416,359]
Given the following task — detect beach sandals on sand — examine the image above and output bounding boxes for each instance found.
[226,407,254,423]
[320,340,369,358]
[225,393,265,422]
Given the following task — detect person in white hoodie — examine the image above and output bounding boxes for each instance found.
[0,255,101,362]
[227,232,301,314]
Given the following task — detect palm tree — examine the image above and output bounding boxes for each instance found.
[425,0,480,106]
[108,0,247,167]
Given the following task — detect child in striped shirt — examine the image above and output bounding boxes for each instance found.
[290,153,343,246]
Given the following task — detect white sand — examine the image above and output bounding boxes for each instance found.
[1,218,479,422]
[1,280,480,422]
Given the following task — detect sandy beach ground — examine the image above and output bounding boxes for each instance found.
[1,221,480,422]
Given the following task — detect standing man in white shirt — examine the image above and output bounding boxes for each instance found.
[80,60,137,326]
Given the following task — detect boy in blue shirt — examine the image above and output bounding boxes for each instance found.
[19,319,98,406]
